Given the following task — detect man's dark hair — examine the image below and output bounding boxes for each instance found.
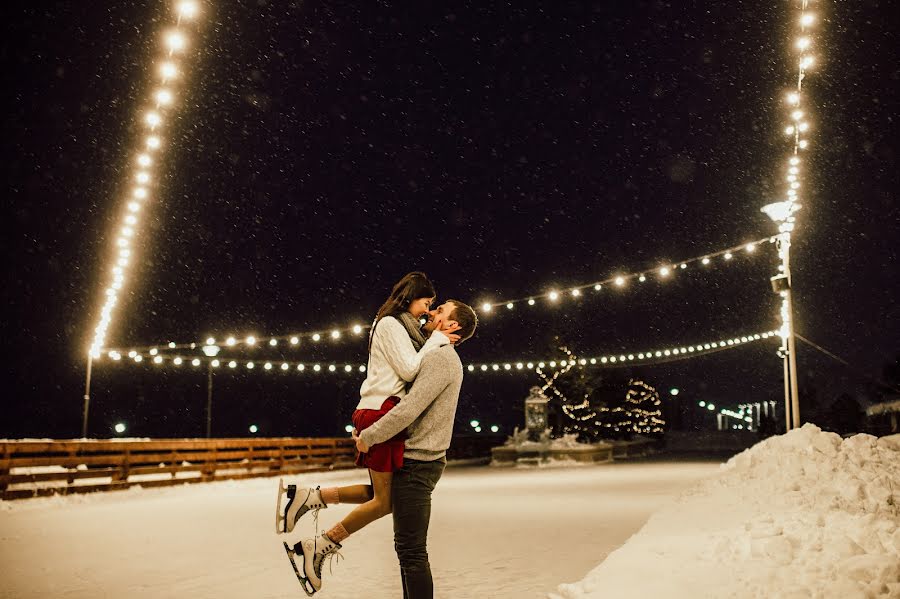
[447,300,478,345]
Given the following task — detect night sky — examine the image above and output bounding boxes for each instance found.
[4,1,898,439]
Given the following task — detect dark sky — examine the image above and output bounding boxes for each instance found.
[3,1,898,439]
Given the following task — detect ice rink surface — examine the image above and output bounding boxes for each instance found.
[0,460,718,598]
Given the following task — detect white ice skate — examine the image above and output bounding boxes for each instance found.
[275,479,328,534]
[282,534,343,596]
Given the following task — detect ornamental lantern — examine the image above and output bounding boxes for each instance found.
[524,386,550,441]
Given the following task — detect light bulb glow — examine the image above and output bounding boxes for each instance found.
[177,1,199,20]
[145,112,161,127]
[165,31,187,52]
[155,89,174,105]
[159,62,178,79]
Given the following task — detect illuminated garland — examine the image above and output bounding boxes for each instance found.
[103,328,778,374]
[771,0,816,236]
[98,235,775,357]
[465,330,779,372]
[107,323,370,355]
[477,236,777,314]
[88,1,202,358]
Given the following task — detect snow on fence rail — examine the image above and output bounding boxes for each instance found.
[0,437,357,500]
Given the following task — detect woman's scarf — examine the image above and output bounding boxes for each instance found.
[394,311,427,351]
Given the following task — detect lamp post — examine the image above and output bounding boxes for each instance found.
[82,354,94,438]
[762,201,801,430]
[202,345,220,437]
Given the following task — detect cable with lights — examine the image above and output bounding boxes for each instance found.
[464,330,779,373]
[476,236,777,315]
[104,328,777,375]
[88,1,202,360]
[100,235,775,357]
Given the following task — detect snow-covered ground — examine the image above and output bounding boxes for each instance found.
[0,459,714,598]
[553,425,900,599]
[2,425,897,598]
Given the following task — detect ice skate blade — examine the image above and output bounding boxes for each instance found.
[275,478,288,534]
[283,542,316,596]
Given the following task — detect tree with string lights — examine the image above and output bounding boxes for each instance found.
[538,346,665,442]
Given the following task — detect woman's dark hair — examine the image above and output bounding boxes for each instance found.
[375,272,436,322]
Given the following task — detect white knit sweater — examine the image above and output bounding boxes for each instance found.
[356,316,450,410]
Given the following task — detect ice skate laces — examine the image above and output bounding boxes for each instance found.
[297,487,324,531]
[314,534,344,578]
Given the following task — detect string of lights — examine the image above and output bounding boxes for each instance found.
[87,0,202,360]
[477,236,777,314]
[101,235,777,356]
[102,328,778,374]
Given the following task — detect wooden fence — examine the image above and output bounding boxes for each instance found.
[0,438,357,500]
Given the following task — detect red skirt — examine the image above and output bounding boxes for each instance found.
[353,397,406,473]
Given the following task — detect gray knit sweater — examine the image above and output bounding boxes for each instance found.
[358,345,463,461]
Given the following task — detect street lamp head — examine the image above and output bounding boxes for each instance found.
[761,201,801,223]
[202,345,221,357]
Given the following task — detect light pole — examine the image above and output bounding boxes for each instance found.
[762,201,801,430]
[201,345,221,438]
[82,354,94,438]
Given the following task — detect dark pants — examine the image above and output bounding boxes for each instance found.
[391,457,446,599]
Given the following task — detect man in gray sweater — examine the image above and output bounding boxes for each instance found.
[355,299,478,599]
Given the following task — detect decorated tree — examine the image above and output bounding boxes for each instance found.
[537,345,664,441]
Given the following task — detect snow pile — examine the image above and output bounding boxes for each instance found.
[552,424,900,599]
[502,429,602,451]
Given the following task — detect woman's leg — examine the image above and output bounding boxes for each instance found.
[328,484,374,504]
[324,469,392,543]
[320,469,375,505]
